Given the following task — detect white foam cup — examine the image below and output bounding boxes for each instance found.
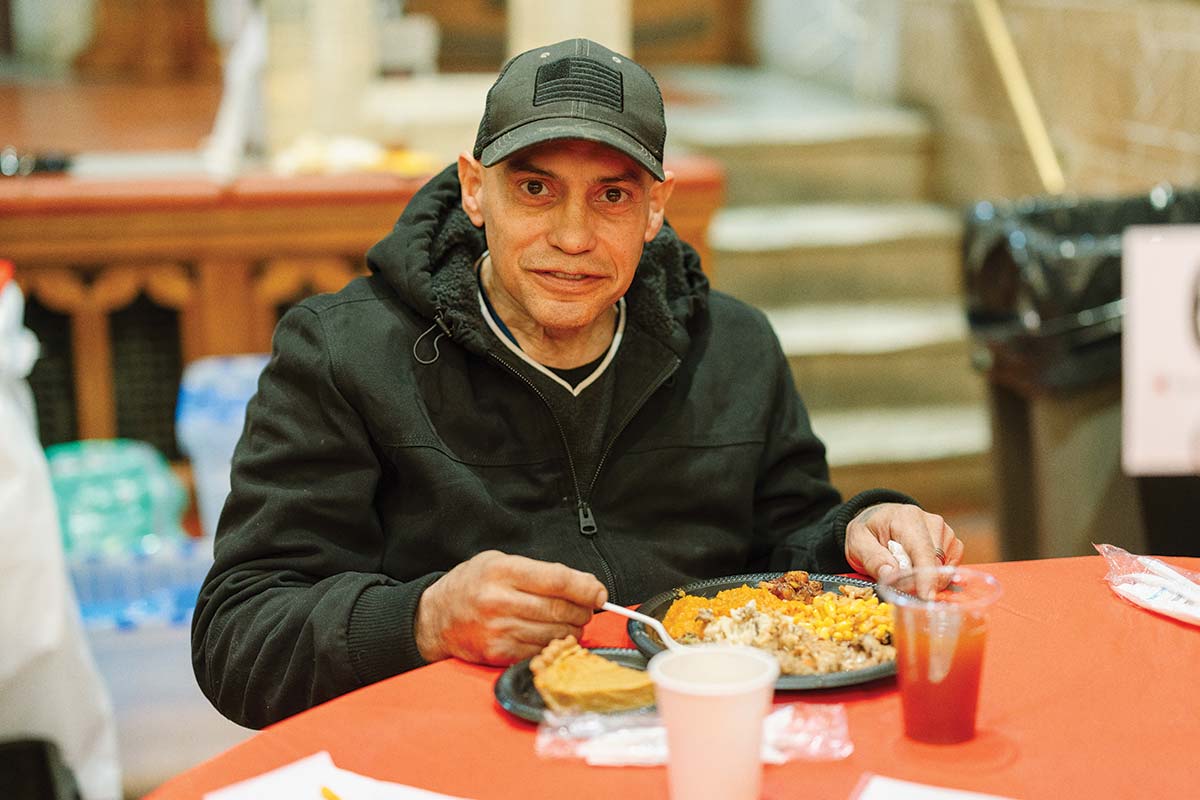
[647,644,780,800]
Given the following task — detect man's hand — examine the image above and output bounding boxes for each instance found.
[845,503,964,589]
[414,550,608,665]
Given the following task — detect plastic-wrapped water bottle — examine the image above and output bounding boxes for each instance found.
[175,354,269,539]
[69,536,215,629]
[45,438,187,558]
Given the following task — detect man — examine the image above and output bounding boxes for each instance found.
[193,38,962,729]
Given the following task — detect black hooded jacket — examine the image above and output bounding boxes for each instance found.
[191,165,915,728]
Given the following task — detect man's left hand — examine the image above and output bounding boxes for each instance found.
[844,503,964,581]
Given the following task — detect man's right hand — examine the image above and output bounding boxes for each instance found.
[414,550,608,665]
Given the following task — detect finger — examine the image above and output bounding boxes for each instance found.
[929,518,949,586]
[504,556,608,608]
[478,619,585,664]
[504,588,596,627]
[509,620,586,649]
[901,514,947,598]
[908,513,946,566]
[855,538,900,581]
[934,517,958,557]
[932,522,963,591]
[472,637,545,666]
[945,536,966,566]
[845,513,892,577]
[459,613,586,663]
[901,514,944,566]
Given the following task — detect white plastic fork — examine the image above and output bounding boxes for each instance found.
[601,602,686,651]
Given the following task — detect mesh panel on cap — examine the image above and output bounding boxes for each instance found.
[533,58,623,111]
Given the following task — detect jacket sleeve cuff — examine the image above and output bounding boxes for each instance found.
[347,573,445,686]
[833,488,922,551]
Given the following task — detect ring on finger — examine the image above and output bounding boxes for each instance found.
[933,546,947,564]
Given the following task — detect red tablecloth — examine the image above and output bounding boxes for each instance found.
[149,557,1199,799]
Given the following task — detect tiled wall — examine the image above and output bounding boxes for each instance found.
[897,0,1200,203]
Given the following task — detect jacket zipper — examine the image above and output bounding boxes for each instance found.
[583,357,681,505]
[489,354,617,594]
[490,352,682,600]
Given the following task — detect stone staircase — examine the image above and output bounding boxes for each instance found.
[658,66,992,515]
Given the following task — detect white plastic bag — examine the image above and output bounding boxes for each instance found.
[1094,543,1200,627]
[0,272,122,800]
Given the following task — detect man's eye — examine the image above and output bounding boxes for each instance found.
[602,187,626,203]
[523,180,545,196]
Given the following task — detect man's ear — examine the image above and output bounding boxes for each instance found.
[458,151,486,227]
[644,171,676,242]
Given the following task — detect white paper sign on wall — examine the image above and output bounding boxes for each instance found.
[1122,225,1200,476]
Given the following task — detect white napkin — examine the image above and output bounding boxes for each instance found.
[1095,544,1200,627]
[853,774,1016,800]
[888,540,913,570]
[203,752,473,800]
[547,703,853,767]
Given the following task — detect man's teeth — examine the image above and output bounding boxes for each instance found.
[548,272,587,281]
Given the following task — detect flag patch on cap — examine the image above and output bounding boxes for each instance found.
[533,58,623,111]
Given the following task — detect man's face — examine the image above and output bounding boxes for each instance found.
[458,139,674,339]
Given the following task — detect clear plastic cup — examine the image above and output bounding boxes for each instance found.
[876,565,1003,744]
[647,645,780,800]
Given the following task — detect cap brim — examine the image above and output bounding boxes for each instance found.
[479,118,665,181]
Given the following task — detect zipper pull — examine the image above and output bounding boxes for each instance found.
[577,501,598,535]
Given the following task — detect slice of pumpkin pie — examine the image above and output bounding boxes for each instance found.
[530,636,654,713]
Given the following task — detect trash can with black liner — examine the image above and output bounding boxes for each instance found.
[962,185,1200,560]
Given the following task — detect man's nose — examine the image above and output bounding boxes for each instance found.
[547,198,596,254]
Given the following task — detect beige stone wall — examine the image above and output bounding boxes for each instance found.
[897,0,1200,203]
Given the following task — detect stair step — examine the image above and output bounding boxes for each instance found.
[766,301,967,355]
[813,404,990,468]
[710,203,963,306]
[659,66,932,204]
[661,68,990,512]
[830,452,994,517]
[817,403,992,518]
[711,203,961,253]
[787,342,985,412]
[816,402,993,465]
[766,302,984,410]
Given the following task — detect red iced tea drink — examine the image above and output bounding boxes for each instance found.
[893,608,987,743]
[878,567,1002,745]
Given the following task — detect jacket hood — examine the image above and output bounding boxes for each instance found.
[365,164,710,357]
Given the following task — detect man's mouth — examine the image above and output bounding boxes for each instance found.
[545,271,589,281]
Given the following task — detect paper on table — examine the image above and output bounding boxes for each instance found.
[852,774,1016,800]
[203,751,473,800]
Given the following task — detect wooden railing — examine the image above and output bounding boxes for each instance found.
[1,157,724,453]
